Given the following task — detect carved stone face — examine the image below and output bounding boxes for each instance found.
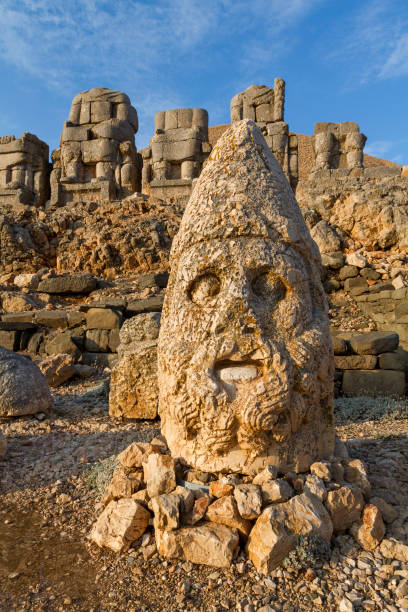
[158,236,334,475]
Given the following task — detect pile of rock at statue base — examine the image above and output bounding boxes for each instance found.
[90,121,392,573]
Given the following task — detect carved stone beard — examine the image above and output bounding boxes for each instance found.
[167,320,328,461]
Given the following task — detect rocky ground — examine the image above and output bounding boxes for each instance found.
[1,376,408,612]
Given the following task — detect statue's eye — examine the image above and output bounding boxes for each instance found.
[252,271,286,304]
[189,273,220,306]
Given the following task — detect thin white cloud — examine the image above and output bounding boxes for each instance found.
[326,0,408,83]
[365,140,393,157]
[0,0,321,147]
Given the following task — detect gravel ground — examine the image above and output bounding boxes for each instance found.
[1,378,407,612]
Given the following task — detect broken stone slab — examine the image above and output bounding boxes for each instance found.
[109,349,158,419]
[206,496,252,538]
[151,494,180,531]
[155,522,239,568]
[44,330,83,360]
[13,273,40,290]
[233,485,262,520]
[350,504,385,551]
[35,310,68,329]
[86,308,122,330]
[349,331,399,355]
[126,295,164,316]
[0,347,52,416]
[325,486,364,532]
[247,492,333,574]
[345,252,367,268]
[334,355,377,370]
[342,370,405,398]
[90,498,150,553]
[38,353,76,387]
[143,453,176,498]
[37,274,97,294]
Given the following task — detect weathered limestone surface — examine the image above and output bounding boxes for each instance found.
[158,120,334,475]
[0,133,49,206]
[155,523,239,568]
[109,313,161,419]
[247,492,333,574]
[0,347,52,416]
[51,88,140,206]
[90,498,150,552]
[142,108,211,202]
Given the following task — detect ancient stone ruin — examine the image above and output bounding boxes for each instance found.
[89,122,385,575]
[230,80,298,187]
[141,108,212,202]
[0,133,49,206]
[50,88,140,206]
[312,121,367,172]
[158,119,334,475]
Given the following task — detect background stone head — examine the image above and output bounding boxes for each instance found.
[158,119,334,475]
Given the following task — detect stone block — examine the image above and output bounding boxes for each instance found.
[38,354,76,387]
[90,499,150,553]
[81,352,118,369]
[86,308,122,330]
[332,336,349,355]
[342,370,405,398]
[137,271,169,291]
[85,329,110,352]
[334,355,377,370]
[0,330,19,351]
[109,349,158,419]
[378,351,406,371]
[349,331,399,355]
[155,522,239,568]
[126,295,164,316]
[1,312,35,323]
[44,330,82,360]
[35,310,68,329]
[91,100,112,123]
[344,277,368,292]
[339,265,358,280]
[37,274,97,294]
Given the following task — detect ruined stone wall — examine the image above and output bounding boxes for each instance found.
[141,108,212,203]
[0,133,49,206]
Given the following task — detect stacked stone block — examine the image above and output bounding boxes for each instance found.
[51,88,140,206]
[141,108,211,202]
[312,122,367,172]
[230,79,298,187]
[333,331,406,397]
[0,133,50,206]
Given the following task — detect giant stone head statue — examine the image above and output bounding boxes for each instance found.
[158,120,334,475]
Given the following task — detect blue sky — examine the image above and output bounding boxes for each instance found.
[1,0,408,163]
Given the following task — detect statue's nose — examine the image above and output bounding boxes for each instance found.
[211,278,256,335]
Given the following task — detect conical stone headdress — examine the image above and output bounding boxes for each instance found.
[171,119,321,268]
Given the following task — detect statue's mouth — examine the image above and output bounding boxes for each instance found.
[215,359,263,399]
